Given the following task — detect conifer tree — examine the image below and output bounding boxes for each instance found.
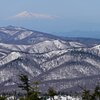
[47,87,56,100]
[18,74,41,100]
[18,74,30,96]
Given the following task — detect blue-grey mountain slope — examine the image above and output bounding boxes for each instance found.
[0,26,100,93]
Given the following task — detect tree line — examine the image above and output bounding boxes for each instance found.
[0,74,100,100]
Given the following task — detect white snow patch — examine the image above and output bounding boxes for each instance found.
[47,95,81,100]
[69,42,84,47]
[0,52,21,66]
[14,31,33,40]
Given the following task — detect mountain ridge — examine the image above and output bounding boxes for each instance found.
[0,26,100,93]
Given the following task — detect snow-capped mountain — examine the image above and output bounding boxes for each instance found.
[0,26,100,93]
[0,25,61,45]
[90,45,100,55]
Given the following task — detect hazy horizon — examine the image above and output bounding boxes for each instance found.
[0,0,100,38]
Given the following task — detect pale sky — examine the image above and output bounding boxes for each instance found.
[0,0,100,38]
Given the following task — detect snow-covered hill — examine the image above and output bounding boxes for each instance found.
[0,26,100,93]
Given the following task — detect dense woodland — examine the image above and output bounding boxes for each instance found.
[0,74,99,100]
